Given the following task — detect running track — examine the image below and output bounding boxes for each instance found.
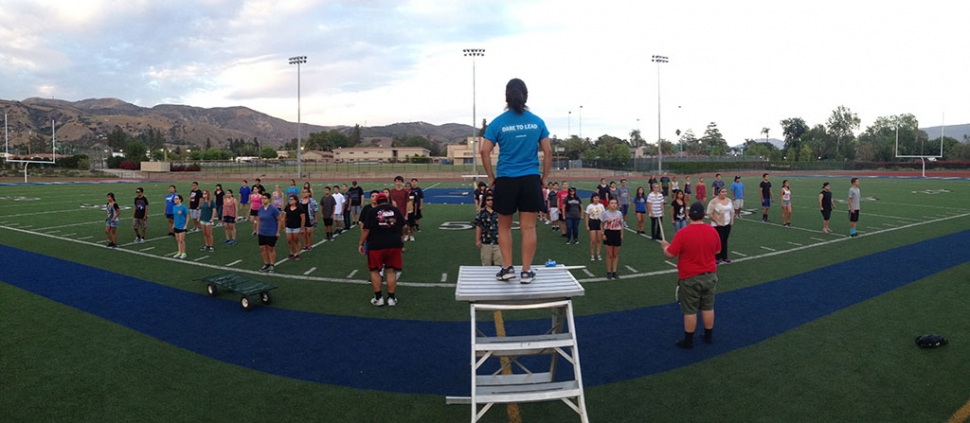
[1,230,968,395]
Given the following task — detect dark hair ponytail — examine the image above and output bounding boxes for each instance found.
[505,78,528,114]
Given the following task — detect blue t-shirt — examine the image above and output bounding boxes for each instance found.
[172,204,189,230]
[165,192,177,214]
[258,205,281,236]
[286,186,300,200]
[239,186,251,205]
[731,182,744,199]
[483,110,550,178]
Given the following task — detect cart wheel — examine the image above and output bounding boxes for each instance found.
[240,296,253,311]
[207,283,218,297]
[260,291,272,305]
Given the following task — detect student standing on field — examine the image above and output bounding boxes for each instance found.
[730,176,744,219]
[348,181,365,227]
[257,192,283,273]
[286,179,300,200]
[848,178,861,237]
[781,180,793,227]
[214,184,225,225]
[480,78,552,284]
[188,182,203,232]
[671,189,687,233]
[586,194,605,262]
[662,202,721,349]
[547,182,560,231]
[165,185,177,237]
[684,175,692,197]
[562,187,583,244]
[199,190,217,252]
[249,185,263,235]
[105,192,120,248]
[238,180,251,221]
[696,177,707,203]
[321,186,337,241]
[711,173,725,197]
[602,198,624,280]
[707,188,734,264]
[596,178,611,207]
[301,190,318,251]
[409,179,424,231]
[759,173,773,223]
[333,184,347,234]
[133,187,149,243]
[618,178,631,227]
[634,186,647,234]
[222,190,238,244]
[172,195,189,259]
[660,172,671,197]
[283,195,305,260]
[819,182,835,233]
[475,193,501,266]
[647,183,665,240]
[558,181,570,238]
[359,193,404,307]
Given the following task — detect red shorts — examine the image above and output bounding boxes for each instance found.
[368,248,403,271]
[600,199,609,207]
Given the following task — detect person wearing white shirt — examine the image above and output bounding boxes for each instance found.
[706,188,734,264]
[332,185,346,234]
[647,183,665,240]
[585,194,606,261]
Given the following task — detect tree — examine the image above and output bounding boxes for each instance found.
[107,126,129,151]
[701,122,729,156]
[629,129,646,147]
[259,147,278,159]
[761,127,770,143]
[857,113,923,162]
[780,117,809,161]
[124,141,148,162]
[609,143,631,167]
[678,129,700,155]
[348,124,363,147]
[802,124,834,160]
[826,105,861,157]
[204,137,212,151]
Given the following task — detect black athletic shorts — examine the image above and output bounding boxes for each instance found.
[323,218,334,226]
[492,175,543,215]
[604,229,622,246]
[415,209,423,220]
[258,235,278,247]
[588,219,601,231]
[849,210,860,222]
[821,209,832,221]
[249,209,259,217]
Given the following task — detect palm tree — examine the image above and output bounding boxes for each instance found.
[761,127,770,143]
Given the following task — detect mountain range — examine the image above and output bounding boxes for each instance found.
[0,98,475,149]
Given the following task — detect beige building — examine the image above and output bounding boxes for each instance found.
[334,146,430,163]
[447,137,548,165]
[301,150,334,162]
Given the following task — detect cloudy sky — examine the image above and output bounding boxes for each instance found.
[3,0,967,145]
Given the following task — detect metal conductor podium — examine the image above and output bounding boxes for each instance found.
[447,266,589,422]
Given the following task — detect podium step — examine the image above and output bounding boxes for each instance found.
[474,333,574,351]
[475,380,581,404]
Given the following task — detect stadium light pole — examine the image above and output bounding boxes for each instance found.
[289,55,307,178]
[463,48,484,178]
[568,111,572,138]
[652,55,668,173]
[579,105,583,140]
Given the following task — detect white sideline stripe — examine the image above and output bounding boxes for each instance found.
[441,273,447,282]
[581,269,595,277]
[664,260,677,268]
[226,260,242,267]
[304,267,317,275]
[140,247,155,252]
[732,251,747,257]
[193,255,209,262]
[760,246,776,251]
[425,182,442,189]
[787,241,803,246]
[3,212,967,288]
[347,269,358,279]
[77,235,92,240]
[625,265,638,273]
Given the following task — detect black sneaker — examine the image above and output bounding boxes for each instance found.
[606,272,612,280]
[258,264,270,272]
[495,266,515,281]
[612,272,618,279]
[268,265,276,273]
[520,270,535,284]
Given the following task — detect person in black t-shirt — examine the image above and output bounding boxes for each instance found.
[133,187,149,242]
[410,178,425,231]
[283,195,306,260]
[360,190,379,228]
[188,181,203,231]
[359,193,404,307]
[818,182,835,233]
[348,181,365,226]
[759,173,772,222]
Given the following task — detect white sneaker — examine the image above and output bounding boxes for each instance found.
[597,255,603,261]
[591,255,595,261]
[409,236,415,241]
[371,297,385,307]
[387,297,398,307]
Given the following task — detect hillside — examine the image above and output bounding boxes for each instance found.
[0,98,475,149]
[920,124,970,142]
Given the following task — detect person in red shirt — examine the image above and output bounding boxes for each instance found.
[661,201,721,349]
[389,176,410,242]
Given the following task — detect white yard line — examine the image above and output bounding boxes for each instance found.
[46,229,61,234]
[625,265,638,273]
[760,246,777,251]
[736,218,840,235]
[77,235,92,240]
[226,259,242,267]
[34,213,166,232]
[425,182,442,189]
[61,233,76,237]
[0,208,91,219]
[304,267,317,275]
[140,246,155,252]
[664,260,677,268]
[810,237,827,242]
[193,255,209,262]
[581,269,595,277]
[787,241,803,246]
[732,251,747,257]
[346,269,358,279]
[441,273,448,282]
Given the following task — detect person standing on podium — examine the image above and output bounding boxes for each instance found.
[480,78,552,285]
